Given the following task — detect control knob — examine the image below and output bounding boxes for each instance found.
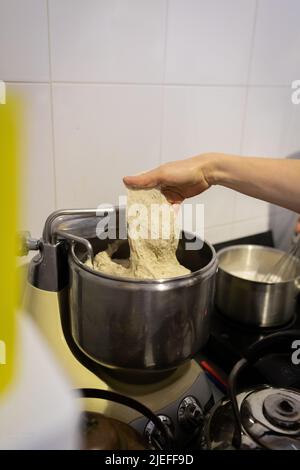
[178,396,203,431]
[144,415,174,448]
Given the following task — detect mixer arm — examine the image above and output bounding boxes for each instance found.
[24,206,123,291]
[43,207,116,244]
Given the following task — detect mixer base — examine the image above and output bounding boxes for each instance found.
[22,283,216,448]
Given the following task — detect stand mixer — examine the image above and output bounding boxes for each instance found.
[21,207,218,449]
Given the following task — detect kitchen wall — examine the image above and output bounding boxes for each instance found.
[1,0,300,242]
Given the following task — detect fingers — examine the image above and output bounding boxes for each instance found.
[123,168,161,189]
[161,187,184,204]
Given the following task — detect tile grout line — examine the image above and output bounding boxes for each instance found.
[2,80,292,88]
[279,91,294,157]
[46,0,58,209]
[205,214,271,230]
[238,0,259,156]
[158,0,169,166]
[232,0,259,230]
[46,83,295,88]
[245,0,259,103]
[4,80,50,84]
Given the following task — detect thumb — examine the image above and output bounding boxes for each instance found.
[123,168,161,189]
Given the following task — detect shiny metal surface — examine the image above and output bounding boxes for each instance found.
[203,386,300,450]
[43,207,116,243]
[241,387,300,449]
[27,208,121,292]
[202,391,257,449]
[216,245,300,327]
[68,233,217,371]
[263,234,300,283]
[55,229,95,265]
[28,241,69,292]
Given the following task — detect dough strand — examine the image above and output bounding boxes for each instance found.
[86,188,190,279]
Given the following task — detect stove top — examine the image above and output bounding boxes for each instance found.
[205,300,300,369]
[200,299,300,392]
[199,231,300,391]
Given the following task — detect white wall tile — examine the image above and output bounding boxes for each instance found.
[205,224,233,245]
[52,84,162,207]
[165,0,256,84]
[162,86,246,227]
[242,87,292,157]
[49,0,166,83]
[162,86,246,158]
[235,193,270,221]
[234,86,293,227]
[250,0,300,85]
[7,83,55,237]
[197,187,235,229]
[2,0,294,244]
[0,0,49,81]
[231,216,270,240]
[179,188,235,237]
[282,104,300,157]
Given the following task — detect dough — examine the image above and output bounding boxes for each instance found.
[86,188,191,279]
[86,240,130,277]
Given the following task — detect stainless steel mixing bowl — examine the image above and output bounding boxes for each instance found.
[215,245,300,327]
[68,233,218,371]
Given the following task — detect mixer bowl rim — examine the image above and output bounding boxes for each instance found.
[217,244,300,285]
[70,236,217,285]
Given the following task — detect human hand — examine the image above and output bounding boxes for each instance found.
[123,154,216,204]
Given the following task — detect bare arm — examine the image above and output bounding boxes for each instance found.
[209,154,300,213]
[123,153,300,213]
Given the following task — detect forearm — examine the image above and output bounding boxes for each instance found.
[205,154,300,213]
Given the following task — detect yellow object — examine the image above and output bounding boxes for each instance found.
[0,95,19,395]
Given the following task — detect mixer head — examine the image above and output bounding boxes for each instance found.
[22,207,124,291]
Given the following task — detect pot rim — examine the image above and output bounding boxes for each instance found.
[70,236,217,285]
[217,244,300,285]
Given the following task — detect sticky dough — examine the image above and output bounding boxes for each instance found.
[86,188,191,279]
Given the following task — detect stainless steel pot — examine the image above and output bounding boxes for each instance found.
[215,245,300,327]
[68,233,217,371]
